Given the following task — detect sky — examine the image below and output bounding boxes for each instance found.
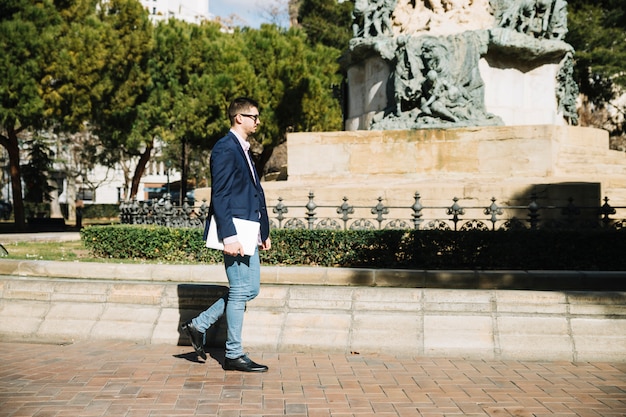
[210,0,286,29]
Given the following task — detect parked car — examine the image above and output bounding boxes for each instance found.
[166,189,195,205]
[147,187,195,205]
[0,200,12,220]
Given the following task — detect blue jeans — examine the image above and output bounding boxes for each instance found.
[192,248,260,359]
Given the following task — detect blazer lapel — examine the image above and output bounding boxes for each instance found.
[229,133,258,185]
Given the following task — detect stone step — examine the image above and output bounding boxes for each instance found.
[1,261,625,362]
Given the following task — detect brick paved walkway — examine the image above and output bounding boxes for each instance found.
[0,341,624,417]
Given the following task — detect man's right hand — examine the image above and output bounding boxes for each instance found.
[223,241,245,257]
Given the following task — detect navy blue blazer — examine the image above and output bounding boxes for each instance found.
[204,132,270,244]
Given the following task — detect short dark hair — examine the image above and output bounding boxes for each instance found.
[228,97,259,123]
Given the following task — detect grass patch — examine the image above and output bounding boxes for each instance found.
[0,239,204,264]
[1,240,96,262]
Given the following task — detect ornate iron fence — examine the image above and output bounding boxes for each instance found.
[119,196,209,228]
[119,191,626,231]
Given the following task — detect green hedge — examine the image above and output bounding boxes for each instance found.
[81,225,221,263]
[24,202,50,218]
[82,204,119,219]
[80,225,626,270]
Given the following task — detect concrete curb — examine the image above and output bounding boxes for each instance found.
[0,259,625,290]
[1,259,625,362]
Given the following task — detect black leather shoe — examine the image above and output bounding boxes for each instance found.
[224,355,268,372]
[182,321,206,360]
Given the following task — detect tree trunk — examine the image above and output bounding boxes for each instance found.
[129,139,154,200]
[180,138,187,206]
[66,175,77,223]
[257,145,274,180]
[0,125,26,230]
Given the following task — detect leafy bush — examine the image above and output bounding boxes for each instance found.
[24,202,50,218]
[81,225,221,263]
[59,203,119,220]
[81,225,626,270]
[82,204,119,219]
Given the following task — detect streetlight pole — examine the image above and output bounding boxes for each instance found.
[165,160,171,197]
[181,138,187,206]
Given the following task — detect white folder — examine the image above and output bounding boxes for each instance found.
[205,215,260,256]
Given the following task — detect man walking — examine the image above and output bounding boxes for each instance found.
[183,97,271,372]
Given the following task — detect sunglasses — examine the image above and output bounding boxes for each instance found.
[238,113,260,122]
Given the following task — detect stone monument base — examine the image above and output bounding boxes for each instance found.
[197,125,626,214]
[271,125,625,207]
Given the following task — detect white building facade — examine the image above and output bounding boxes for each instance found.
[138,0,211,24]
[57,155,183,206]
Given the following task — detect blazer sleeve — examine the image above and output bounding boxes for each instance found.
[210,139,239,240]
